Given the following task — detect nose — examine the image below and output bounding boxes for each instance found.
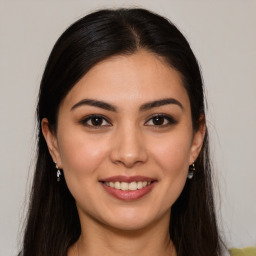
[109,125,148,168]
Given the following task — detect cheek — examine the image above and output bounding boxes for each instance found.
[148,132,192,211]
[57,132,112,211]
[57,132,109,179]
[150,132,192,177]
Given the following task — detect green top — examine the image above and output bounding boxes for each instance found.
[229,247,256,256]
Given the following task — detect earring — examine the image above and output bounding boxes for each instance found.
[188,162,196,179]
[55,162,61,182]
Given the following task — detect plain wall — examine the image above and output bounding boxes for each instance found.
[0,1,255,255]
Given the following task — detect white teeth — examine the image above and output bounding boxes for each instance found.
[114,181,121,189]
[128,182,137,191]
[104,181,152,191]
[121,182,129,190]
[137,181,143,189]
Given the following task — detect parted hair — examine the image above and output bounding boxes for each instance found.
[20,8,224,256]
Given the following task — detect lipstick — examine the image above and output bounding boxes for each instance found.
[99,176,157,201]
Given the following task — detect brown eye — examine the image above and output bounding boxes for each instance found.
[145,114,177,127]
[91,117,103,126]
[80,115,111,127]
[152,116,165,125]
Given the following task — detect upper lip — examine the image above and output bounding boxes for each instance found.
[99,175,156,183]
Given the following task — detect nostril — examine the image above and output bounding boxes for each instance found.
[109,132,148,167]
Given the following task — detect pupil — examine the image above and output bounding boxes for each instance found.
[91,117,102,126]
[153,116,164,125]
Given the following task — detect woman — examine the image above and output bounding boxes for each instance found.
[20,8,224,256]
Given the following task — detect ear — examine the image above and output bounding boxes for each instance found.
[41,118,62,168]
[189,116,206,165]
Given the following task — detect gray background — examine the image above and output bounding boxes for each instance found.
[0,1,255,255]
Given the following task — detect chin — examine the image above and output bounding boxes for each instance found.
[105,218,154,232]
[99,207,170,232]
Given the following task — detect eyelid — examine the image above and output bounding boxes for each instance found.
[79,113,177,128]
[80,114,112,128]
[144,113,177,126]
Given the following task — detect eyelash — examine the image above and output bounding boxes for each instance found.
[145,114,177,127]
[80,114,111,129]
[80,114,177,129]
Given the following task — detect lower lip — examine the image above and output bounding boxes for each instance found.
[101,182,155,201]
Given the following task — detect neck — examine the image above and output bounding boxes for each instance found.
[69,211,176,256]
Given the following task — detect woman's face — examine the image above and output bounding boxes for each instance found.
[43,50,204,231]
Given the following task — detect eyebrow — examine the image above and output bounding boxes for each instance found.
[71,98,183,112]
[71,99,117,111]
[140,98,183,111]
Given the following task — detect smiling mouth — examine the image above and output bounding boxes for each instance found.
[102,181,152,191]
[99,176,157,201]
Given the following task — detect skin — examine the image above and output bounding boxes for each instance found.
[42,50,205,256]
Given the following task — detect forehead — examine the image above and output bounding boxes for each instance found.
[60,50,190,111]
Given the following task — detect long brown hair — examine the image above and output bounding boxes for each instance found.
[20,8,224,256]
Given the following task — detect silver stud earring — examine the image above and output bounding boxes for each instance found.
[55,162,61,182]
[188,162,196,179]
